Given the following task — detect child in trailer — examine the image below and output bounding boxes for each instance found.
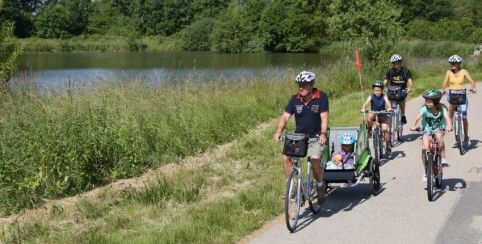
[326,133,356,170]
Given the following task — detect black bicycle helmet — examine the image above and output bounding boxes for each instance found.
[372,80,384,88]
[422,88,442,101]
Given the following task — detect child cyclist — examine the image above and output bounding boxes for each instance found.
[409,88,452,181]
[360,80,393,152]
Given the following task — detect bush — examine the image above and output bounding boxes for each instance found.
[179,18,215,51]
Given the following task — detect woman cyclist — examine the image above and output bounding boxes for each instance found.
[410,89,452,181]
[441,54,477,146]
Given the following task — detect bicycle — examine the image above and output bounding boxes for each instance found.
[362,110,392,164]
[411,127,444,201]
[282,132,323,232]
[445,89,473,155]
[387,86,409,145]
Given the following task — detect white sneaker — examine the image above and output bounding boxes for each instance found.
[441,158,449,167]
[422,173,427,182]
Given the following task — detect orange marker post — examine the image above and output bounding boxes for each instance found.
[355,50,363,90]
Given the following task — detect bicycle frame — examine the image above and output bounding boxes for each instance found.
[445,89,470,155]
[363,110,392,163]
[389,99,403,143]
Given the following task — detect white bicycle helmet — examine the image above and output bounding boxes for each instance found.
[448,54,462,63]
[390,54,402,63]
[295,71,315,84]
[339,133,356,145]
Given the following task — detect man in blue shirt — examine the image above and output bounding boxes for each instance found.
[273,71,329,203]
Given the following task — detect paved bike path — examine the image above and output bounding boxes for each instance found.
[248,85,482,244]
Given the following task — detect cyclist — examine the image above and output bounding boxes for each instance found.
[409,89,452,181]
[360,80,393,153]
[441,54,477,146]
[273,71,329,202]
[383,54,413,124]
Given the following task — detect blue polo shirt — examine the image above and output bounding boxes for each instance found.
[285,88,329,138]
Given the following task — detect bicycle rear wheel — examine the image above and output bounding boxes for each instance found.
[306,165,321,213]
[285,169,301,232]
[426,153,435,201]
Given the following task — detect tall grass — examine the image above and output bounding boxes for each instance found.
[321,40,478,59]
[14,35,183,53]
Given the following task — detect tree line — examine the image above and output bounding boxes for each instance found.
[0,0,480,53]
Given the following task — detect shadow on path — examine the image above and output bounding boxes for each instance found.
[291,184,384,232]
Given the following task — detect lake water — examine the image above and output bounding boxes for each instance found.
[13,52,336,89]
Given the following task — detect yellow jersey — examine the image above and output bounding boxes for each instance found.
[448,69,469,89]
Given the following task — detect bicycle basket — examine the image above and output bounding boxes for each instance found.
[387,86,403,101]
[283,133,308,157]
[448,89,466,105]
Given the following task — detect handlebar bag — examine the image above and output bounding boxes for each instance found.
[448,89,466,105]
[283,133,308,157]
[387,86,403,101]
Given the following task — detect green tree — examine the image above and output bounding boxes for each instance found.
[327,0,403,67]
[210,2,258,53]
[35,0,92,38]
[179,17,215,51]
[398,0,452,23]
[0,0,21,83]
[87,0,138,36]
[0,0,43,37]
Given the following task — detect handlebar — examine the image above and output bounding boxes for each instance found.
[442,88,477,95]
[360,110,393,115]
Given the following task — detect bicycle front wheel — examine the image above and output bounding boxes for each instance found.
[426,154,435,201]
[285,169,301,232]
[391,110,397,145]
[457,115,466,155]
[435,154,443,189]
[373,128,380,163]
[306,164,321,213]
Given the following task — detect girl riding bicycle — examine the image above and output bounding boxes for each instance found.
[410,88,452,181]
[360,80,393,152]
